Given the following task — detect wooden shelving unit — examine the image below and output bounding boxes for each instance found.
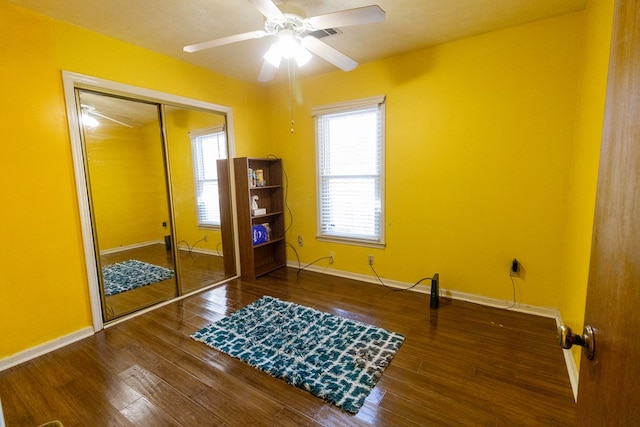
[233,157,286,278]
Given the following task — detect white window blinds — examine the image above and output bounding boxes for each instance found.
[191,126,226,227]
[314,96,385,246]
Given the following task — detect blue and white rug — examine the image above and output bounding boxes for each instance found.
[102,259,174,296]
[191,296,404,413]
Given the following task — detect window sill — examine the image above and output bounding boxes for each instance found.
[198,224,221,230]
[316,235,385,249]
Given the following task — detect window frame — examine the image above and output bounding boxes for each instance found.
[313,95,386,248]
[190,125,226,228]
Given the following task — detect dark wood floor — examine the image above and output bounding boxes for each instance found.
[0,268,576,426]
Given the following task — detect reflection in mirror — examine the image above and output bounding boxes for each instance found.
[79,90,178,320]
[164,106,236,293]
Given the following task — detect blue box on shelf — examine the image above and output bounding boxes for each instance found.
[252,224,269,245]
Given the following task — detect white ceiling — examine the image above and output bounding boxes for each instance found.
[9,0,588,85]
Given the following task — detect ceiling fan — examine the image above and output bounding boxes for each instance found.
[183,0,385,82]
[81,104,133,129]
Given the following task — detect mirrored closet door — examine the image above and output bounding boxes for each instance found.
[77,89,236,322]
[79,90,178,320]
[164,105,237,294]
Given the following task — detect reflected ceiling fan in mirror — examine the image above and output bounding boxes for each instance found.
[81,104,133,129]
[183,0,385,82]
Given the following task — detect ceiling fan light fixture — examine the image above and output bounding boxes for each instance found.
[263,43,282,67]
[277,31,299,59]
[82,112,99,128]
[265,30,311,68]
[294,46,312,67]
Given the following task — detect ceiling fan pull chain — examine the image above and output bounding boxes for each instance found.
[289,60,296,133]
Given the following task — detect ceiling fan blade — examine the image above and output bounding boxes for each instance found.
[89,111,133,128]
[258,60,278,82]
[307,5,385,29]
[184,30,266,53]
[248,0,284,20]
[301,36,358,71]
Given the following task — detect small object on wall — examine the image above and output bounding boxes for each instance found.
[510,258,520,277]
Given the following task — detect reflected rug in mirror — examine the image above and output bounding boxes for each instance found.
[102,259,174,296]
[191,296,405,413]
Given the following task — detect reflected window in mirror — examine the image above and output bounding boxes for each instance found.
[191,126,227,228]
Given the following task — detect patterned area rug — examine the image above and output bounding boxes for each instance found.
[102,259,174,296]
[191,296,404,413]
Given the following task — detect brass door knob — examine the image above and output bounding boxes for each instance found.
[558,325,595,360]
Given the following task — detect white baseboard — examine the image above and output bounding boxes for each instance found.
[562,350,579,402]
[176,245,223,256]
[287,261,578,398]
[554,312,579,401]
[0,397,5,427]
[288,261,559,318]
[100,241,223,257]
[100,240,164,255]
[0,327,94,372]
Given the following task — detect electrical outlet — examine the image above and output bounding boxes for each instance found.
[368,255,374,266]
[297,235,304,247]
[510,258,520,277]
[329,251,334,264]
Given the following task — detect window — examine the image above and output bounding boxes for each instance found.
[191,126,226,227]
[314,96,385,247]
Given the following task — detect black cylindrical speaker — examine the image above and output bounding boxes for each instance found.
[430,273,440,309]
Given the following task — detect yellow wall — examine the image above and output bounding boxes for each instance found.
[0,0,267,359]
[86,122,170,250]
[268,12,600,310]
